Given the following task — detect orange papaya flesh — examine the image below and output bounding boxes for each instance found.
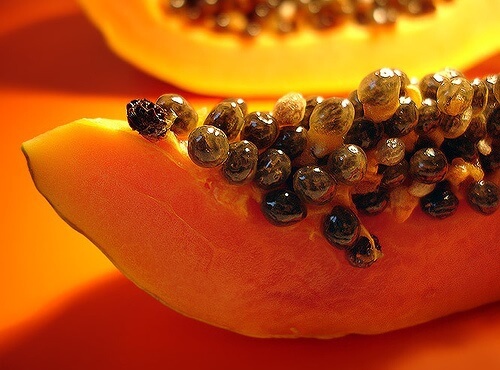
[77,0,500,97]
[22,118,500,338]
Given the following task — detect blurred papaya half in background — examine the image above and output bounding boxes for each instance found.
[77,0,499,97]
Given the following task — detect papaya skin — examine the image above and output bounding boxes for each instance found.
[22,118,500,338]
[76,0,500,97]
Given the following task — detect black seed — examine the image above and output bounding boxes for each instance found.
[240,111,279,150]
[347,90,364,120]
[412,134,441,153]
[187,125,229,168]
[409,147,448,184]
[254,148,292,190]
[204,101,244,141]
[344,117,384,150]
[292,166,337,205]
[420,181,459,219]
[326,144,367,186]
[127,98,175,141]
[346,235,381,268]
[479,141,500,173]
[222,140,258,184]
[467,180,500,215]
[463,114,487,142]
[419,73,447,100]
[272,125,308,160]
[470,78,489,116]
[156,94,198,137]
[379,159,410,189]
[323,205,360,250]
[415,98,441,135]
[440,136,479,163]
[261,189,307,226]
[352,188,389,215]
[383,96,419,137]
[487,107,500,139]
[439,107,473,139]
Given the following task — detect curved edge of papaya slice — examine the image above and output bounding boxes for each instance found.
[77,0,500,97]
[22,118,500,338]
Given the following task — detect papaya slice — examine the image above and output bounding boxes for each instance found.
[22,115,500,338]
[77,0,500,96]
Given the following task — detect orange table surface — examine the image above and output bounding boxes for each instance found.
[1,1,500,369]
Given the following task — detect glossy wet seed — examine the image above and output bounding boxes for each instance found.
[480,141,500,173]
[463,114,487,142]
[344,117,384,150]
[261,189,307,226]
[127,98,176,140]
[436,77,473,116]
[240,111,279,150]
[309,97,355,136]
[470,78,489,116]
[347,235,381,268]
[415,98,441,135]
[440,136,478,163]
[293,166,337,205]
[299,96,324,129]
[254,148,292,190]
[222,140,259,184]
[352,188,389,215]
[222,97,248,116]
[375,137,405,166]
[358,68,401,122]
[347,90,364,120]
[379,159,410,189]
[409,147,448,184]
[204,101,244,141]
[323,205,361,250]
[420,181,459,218]
[327,144,367,186]
[187,125,229,167]
[419,73,447,100]
[272,125,308,160]
[487,107,500,139]
[467,180,500,215]
[383,96,418,137]
[439,106,473,139]
[272,92,306,127]
[156,93,198,136]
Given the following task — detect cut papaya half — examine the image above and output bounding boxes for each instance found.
[77,0,500,96]
[22,110,500,338]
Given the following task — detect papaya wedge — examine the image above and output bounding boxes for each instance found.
[77,0,500,96]
[22,117,500,338]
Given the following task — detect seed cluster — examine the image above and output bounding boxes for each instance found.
[127,67,500,268]
[163,0,447,36]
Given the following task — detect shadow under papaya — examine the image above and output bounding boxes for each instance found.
[1,273,499,370]
[0,12,188,99]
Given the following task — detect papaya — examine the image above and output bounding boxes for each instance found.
[76,0,500,96]
[22,69,500,337]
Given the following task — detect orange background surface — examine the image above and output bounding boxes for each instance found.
[1,1,499,369]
